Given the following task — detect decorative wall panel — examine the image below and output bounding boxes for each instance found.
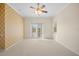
[5,4,23,48]
[0,3,23,49]
[0,3,5,48]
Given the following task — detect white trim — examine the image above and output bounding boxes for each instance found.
[6,3,23,17]
[5,39,23,51]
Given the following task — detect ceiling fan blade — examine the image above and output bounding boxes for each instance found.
[41,5,45,9]
[30,6,35,9]
[42,10,48,13]
[37,3,40,8]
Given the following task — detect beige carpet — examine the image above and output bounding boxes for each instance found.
[0,39,78,56]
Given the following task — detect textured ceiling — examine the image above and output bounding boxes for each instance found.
[9,3,68,18]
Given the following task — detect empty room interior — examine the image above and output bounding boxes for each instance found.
[0,3,79,56]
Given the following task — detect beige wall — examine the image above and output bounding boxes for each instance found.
[0,3,23,49]
[5,4,23,48]
[24,17,53,39]
[53,4,79,55]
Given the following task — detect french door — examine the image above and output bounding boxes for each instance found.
[32,23,42,38]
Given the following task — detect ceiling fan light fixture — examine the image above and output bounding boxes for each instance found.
[35,10,43,15]
[30,3,48,15]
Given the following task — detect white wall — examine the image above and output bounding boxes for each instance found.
[24,17,53,39]
[54,3,79,55]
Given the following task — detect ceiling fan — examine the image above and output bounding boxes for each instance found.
[30,3,48,15]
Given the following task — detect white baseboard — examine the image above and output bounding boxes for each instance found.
[55,40,79,55]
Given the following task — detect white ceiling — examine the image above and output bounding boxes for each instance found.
[9,3,68,18]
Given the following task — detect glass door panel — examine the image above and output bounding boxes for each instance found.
[37,24,42,38]
[32,23,42,38]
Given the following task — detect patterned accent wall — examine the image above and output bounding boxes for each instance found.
[0,3,5,49]
[0,3,23,49]
[5,4,23,48]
